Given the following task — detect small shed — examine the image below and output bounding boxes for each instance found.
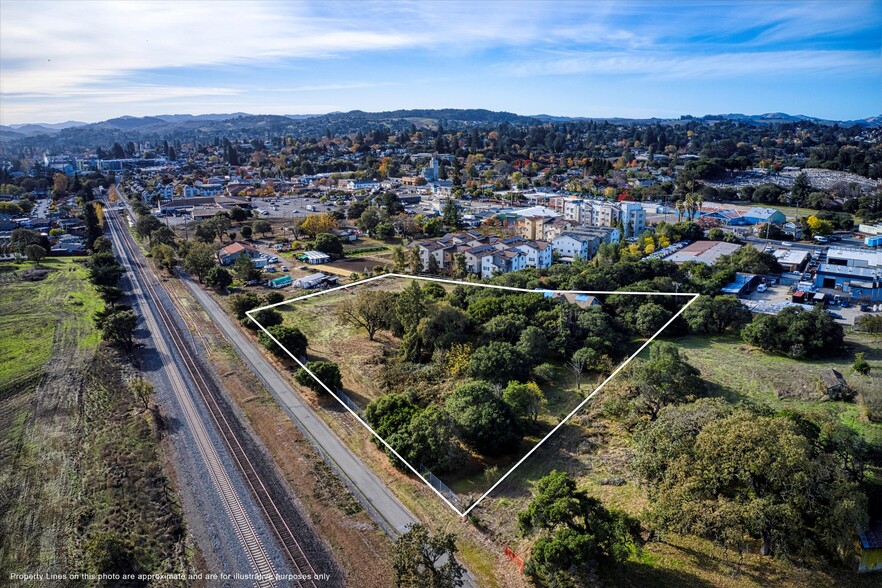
[819,369,849,400]
[268,275,292,289]
[858,521,882,573]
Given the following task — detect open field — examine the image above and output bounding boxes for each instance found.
[670,333,882,444]
[0,257,190,579]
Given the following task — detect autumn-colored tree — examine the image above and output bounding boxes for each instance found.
[806,215,834,236]
[53,173,68,194]
[445,343,473,377]
[301,213,338,238]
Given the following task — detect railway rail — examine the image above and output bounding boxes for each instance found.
[106,205,320,587]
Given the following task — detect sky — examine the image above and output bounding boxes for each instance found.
[1,0,880,125]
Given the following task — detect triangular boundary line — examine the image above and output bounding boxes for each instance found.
[246,272,700,517]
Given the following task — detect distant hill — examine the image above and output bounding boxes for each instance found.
[532,112,882,128]
[0,126,27,142]
[154,113,252,123]
[2,109,879,149]
[1,120,88,138]
[699,112,882,127]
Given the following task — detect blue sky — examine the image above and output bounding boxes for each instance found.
[1,0,879,124]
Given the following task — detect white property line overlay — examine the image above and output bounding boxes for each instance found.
[247,273,700,517]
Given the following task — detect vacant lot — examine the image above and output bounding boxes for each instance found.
[0,258,190,580]
[275,277,605,494]
[672,332,882,444]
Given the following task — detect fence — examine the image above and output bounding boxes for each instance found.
[503,546,525,573]
[419,464,461,509]
[333,387,363,417]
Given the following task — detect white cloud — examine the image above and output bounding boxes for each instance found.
[1,1,878,123]
[508,49,880,79]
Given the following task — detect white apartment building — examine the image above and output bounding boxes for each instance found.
[513,240,553,269]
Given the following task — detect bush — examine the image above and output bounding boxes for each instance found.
[259,325,307,358]
[249,308,283,329]
[264,292,284,305]
[294,361,341,394]
[741,306,844,359]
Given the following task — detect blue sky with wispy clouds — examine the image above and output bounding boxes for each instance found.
[1,0,879,124]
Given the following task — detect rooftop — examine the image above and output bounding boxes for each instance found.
[664,240,742,265]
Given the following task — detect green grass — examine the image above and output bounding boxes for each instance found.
[760,203,822,222]
[0,258,102,387]
[667,333,882,444]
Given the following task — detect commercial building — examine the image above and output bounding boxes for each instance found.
[663,240,742,265]
[772,248,810,273]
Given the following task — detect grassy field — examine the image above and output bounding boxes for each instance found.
[0,258,102,393]
[668,333,882,444]
[0,257,191,579]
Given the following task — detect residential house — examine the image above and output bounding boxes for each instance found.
[544,291,601,309]
[464,244,497,275]
[481,249,526,278]
[217,241,261,265]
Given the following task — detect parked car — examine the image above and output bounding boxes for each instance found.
[280,266,288,271]
[268,256,279,263]
[265,267,276,273]
[827,311,844,319]
[860,304,871,312]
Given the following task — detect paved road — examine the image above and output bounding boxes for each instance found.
[179,273,480,587]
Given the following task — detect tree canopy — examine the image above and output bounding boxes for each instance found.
[518,470,636,585]
[444,380,520,456]
[634,404,868,561]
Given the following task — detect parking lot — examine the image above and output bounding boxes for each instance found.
[740,283,868,325]
[249,196,339,218]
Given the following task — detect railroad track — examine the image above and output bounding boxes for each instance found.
[106,206,320,587]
